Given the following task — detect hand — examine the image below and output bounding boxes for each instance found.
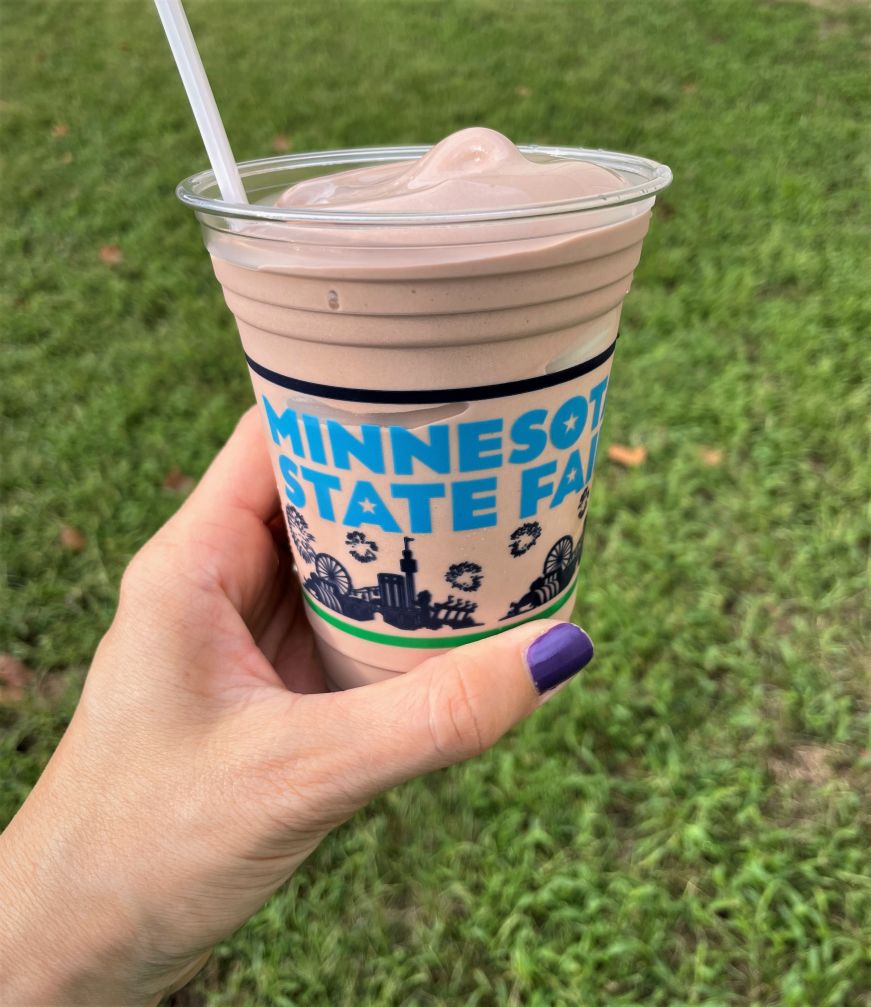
[0,407,594,1006]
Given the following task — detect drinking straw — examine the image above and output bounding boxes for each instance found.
[154,0,247,204]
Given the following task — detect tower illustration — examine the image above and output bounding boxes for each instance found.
[303,537,481,632]
[400,536,417,606]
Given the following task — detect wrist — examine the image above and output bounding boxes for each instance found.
[0,808,155,1007]
[0,719,160,1007]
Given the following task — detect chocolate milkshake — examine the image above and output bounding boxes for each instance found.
[177,128,671,689]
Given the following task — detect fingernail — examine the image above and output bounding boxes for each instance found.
[525,623,594,695]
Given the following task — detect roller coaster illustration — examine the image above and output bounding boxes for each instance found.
[500,531,584,620]
[303,537,482,632]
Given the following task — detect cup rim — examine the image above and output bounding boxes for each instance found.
[176,144,672,226]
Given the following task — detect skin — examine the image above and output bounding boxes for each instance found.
[0,408,583,1006]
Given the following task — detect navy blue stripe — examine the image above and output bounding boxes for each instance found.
[244,336,617,405]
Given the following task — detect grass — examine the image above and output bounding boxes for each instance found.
[2,0,870,1003]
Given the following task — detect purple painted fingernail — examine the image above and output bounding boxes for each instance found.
[525,623,594,694]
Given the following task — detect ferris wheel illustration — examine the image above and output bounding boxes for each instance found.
[500,532,579,621]
[315,554,352,595]
[307,553,352,611]
[544,536,574,576]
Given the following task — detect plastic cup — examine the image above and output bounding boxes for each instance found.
[177,144,672,689]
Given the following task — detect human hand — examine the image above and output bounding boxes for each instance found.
[0,407,594,1006]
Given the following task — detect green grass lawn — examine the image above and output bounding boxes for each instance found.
[2,0,870,1003]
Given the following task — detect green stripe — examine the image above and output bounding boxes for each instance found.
[302,572,579,648]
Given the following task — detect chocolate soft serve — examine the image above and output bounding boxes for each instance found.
[275,127,624,213]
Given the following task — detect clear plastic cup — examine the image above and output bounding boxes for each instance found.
[177,144,672,689]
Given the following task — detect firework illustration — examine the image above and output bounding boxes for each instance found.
[285,505,317,564]
[445,561,484,593]
[509,521,542,558]
[577,486,591,521]
[345,530,379,563]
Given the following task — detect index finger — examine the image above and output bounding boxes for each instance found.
[181,404,280,525]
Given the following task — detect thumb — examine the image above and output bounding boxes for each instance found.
[328,620,594,798]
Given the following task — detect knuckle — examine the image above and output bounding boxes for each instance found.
[117,536,179,610]
[426,662,487,763]
[118,549,153,605]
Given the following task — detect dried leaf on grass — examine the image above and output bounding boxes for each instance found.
[0,654,33,704]
[162,466,195,493]
[700,447,723,467]
[272,134,293,153]
[99,244,123,265]
[59,525,86,551]
[607,443,647,467]
[36,668,84,704]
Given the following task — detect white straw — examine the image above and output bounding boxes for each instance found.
[154,0,247,204]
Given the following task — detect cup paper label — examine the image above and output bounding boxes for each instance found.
[249,341,615,647]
